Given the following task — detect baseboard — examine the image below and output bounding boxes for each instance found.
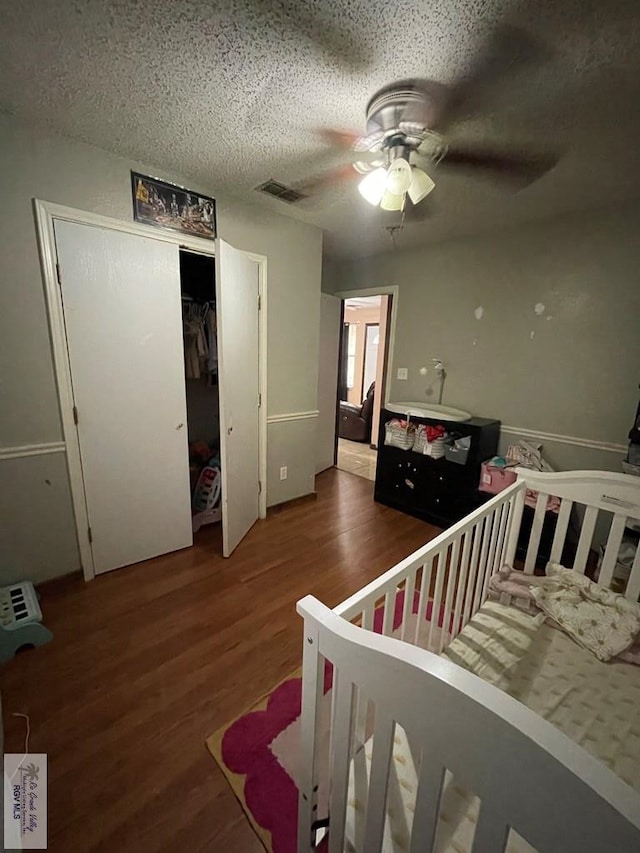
[35,570,84,596]
[267,492,318,514]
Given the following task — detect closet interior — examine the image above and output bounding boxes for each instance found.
[180,249,222,536]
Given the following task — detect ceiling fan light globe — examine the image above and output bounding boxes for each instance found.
[385,158,412,195]
[380,190,405,211]
[358,167,387,206]
[408,167,435,204]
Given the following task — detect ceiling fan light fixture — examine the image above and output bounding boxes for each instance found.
[408,166,435,204]
[380,189,405,211]
[358,167,387,206]
[385,158,412,195]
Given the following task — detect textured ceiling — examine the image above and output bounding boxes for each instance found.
[1,0,640,258]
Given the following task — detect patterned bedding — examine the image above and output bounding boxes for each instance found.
[345,601,640,852]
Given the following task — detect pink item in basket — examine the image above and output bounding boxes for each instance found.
[479,462,517,495]
[479,462,560,513]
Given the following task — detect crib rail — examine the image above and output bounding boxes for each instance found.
[297,596,640,853]
[514,469,640,598]
[334,482,523,651]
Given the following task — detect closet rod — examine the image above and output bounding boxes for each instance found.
[179,245,216,259]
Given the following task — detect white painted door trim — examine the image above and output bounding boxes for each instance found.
[243,251,268,520]
[334,285,399,409]
[34,199,267,581]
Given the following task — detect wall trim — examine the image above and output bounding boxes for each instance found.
[501,425,626,455]
[267,410,319,424]
[0,441,66,460]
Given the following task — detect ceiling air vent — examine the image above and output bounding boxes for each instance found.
[255,179,306,204]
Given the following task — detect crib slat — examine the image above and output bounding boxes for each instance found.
[297,623,325,853]
[463,522,483,625]
[382,590,394,636]
[439,540,459,652]
[550,498,573,563]
[573,505,599,574]
[472,516,493,615]
[471,802,509,853]
[625,543,640,602]
[363,713,395,853]
[362,605,374,631]
[504,486,525,568]
[414,563,432,646]
[494,501,511,574]
[400,571,416,642]
[352,607,374,754]
[598,514,627,589]
[409,758,446,853]
[524,492,548,574]
[428,550,446,651]
[328,672,355,853]
[452,531,472,637]
[482,505,502,602]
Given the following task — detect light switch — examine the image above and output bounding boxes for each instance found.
[397,367,408,380]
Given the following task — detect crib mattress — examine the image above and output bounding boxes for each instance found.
[344,601,640,852]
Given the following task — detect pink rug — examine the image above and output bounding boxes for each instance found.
[206,590,444,851]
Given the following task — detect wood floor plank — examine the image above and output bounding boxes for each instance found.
[1,469,435,852]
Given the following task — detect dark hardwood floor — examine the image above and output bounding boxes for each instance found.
[1,469,436,852]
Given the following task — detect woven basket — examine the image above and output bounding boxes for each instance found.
[413,425,446,458]
[424,437,446,459]
[384,420,415,450]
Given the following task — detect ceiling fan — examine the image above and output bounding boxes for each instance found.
[297,26,560,216]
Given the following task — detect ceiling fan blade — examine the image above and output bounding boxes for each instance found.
[439,145,559,188]
[316,128,382,165]
[250,0,371,71]
[435,25,553,130]
[292,163,360,196]
[318,128,362,150]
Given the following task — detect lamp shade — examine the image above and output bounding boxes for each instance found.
[385,158,412,195]
[408,166,435,204]
[358,167,387,206]
[380,189,405,211]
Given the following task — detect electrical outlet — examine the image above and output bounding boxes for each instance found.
[397,367,408,380]
[280,466,288,481]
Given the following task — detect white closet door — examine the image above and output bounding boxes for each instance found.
[316,293,341,473]
[55,220,192,575]
[216,240,260,557]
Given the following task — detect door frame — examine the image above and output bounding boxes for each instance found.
[333,285,398,459]
[361,322,380,401]
[34,199,267,581]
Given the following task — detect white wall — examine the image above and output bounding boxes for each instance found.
[325,206,640,473]
[0,112,322,583]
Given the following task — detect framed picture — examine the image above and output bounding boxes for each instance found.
[131,172,217,240]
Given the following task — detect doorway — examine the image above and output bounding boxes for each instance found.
[315,287,397,483]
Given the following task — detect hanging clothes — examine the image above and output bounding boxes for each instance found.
[206,309,218,375]
[184,316,209,379]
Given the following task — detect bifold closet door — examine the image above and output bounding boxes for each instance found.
[216,240,260,557]
[55,220,192,575]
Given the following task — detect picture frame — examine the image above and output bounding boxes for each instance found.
[131,172,217,240]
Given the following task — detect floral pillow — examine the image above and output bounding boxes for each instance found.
[530,562,640,661]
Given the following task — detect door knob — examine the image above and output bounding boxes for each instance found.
[227,426,233,435]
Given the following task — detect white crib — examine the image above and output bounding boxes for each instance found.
[297,470,640,852]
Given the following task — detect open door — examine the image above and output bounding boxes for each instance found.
[54,220,193,575]
[216,240,260,557]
